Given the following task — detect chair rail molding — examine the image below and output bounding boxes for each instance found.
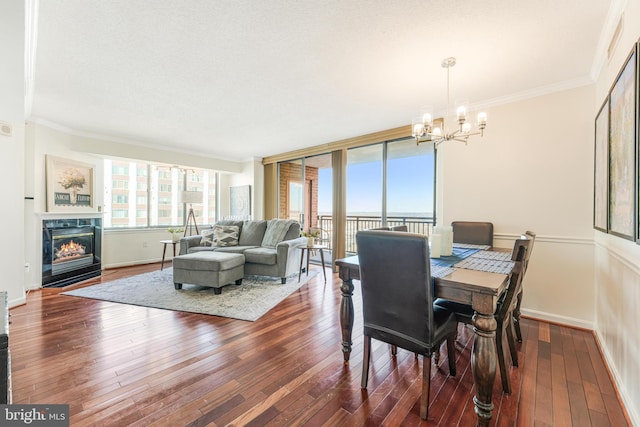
[493,233,594,246]
[594,238,640,276]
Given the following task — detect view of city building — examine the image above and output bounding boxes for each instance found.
[104,160,217,229]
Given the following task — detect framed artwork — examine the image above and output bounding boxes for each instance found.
[46,155,94,212]
[594,98,609,232]
[230,185,251,219]
[608,46,637,240]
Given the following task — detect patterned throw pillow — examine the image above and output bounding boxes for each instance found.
[200,228,216,246]
[213,225,239,247]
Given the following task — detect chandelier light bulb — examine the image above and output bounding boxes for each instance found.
[477,111,487,126]
[456,106,467,120]
[422,113,433,125]
[432,127,442,136]
[462,123,471,133]
[413,123,424,137]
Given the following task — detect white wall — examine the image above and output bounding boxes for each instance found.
[592,0,640,423]
[0,1,27,307]
[440,85,596,327]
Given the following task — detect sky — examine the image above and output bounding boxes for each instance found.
[318,154,435,215]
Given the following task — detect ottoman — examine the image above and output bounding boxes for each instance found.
[172,252,245,294]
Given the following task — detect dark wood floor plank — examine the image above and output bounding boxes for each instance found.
[568,380,593,426]
[7,263,631,426]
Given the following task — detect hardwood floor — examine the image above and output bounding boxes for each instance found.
[9,263,630,426]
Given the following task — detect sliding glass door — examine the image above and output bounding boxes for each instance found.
[277,154,333,263]
[345,139,436,254]
[278,159,304,223]
[346,144,383,253]
[386,138,435,234]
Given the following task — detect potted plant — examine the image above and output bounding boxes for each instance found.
[301,229,320,247]
[168,227,185,242]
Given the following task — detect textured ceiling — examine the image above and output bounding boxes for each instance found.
[30,0,616,162]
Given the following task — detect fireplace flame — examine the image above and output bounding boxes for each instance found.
[55,240,87,261]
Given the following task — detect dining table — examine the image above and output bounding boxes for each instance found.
[335,245,512,427]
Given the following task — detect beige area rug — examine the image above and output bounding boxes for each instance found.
[62,268,318,321]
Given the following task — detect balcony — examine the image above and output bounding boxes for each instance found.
[308,215,435,265]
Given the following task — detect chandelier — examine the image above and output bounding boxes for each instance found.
[412,57,487,146]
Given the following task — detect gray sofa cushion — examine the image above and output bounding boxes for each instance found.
[243,247,277,265]
[213,245,257,254]
[239,220,267,246]
[261,219,297,248]
[187,246,216,254]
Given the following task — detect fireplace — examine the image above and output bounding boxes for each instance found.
[42,217,102,287]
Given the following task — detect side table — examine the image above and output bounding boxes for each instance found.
[298,245,327,283]
[160,240,178,270]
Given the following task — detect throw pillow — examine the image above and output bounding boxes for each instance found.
[200,228,216,246]
[213,225,239,247]
[261,219,296,248]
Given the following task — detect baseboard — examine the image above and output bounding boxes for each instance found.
[8,295,26,309]
[102,258,163,269]
[521,308,593,330]
[594,329,639,426]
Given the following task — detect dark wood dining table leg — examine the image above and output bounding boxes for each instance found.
[471,310,498,427]
[339,275,355,363]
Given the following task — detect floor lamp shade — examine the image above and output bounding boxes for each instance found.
[180,191,203,205]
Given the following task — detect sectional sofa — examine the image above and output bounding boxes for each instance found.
[178,219,307,284]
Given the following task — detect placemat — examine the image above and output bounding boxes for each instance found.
[453,257,514,274]
[469,250,513,261]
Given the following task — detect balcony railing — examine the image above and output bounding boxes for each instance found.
[316,214,435,255]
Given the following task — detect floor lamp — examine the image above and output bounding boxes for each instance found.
[180,190,202,236]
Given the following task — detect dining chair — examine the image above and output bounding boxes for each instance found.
[434,236,529,394]
[451,221,494,246]
[513,230,536,342]
[390,225,408,232]
[356,230,458,419]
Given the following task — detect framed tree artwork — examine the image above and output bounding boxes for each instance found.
[46,155,94,212]
[594,98,609,232]
[608,46,637,241]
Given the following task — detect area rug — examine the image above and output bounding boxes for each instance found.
[61,268,319,321]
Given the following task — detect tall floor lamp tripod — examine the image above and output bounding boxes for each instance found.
[181,191,202,237]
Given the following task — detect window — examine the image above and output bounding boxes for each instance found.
[113,194,128,204]
[345,139,436,253]
[386,139,435,234]
[104,160,218,229]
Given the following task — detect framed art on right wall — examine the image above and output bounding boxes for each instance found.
[608,45,637,241]
[594,98,609,232]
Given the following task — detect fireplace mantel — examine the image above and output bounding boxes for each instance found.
[37,212,103,220]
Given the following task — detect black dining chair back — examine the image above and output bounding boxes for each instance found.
[513,230,536,342]
[451,221,494,246]
[356,230,458,419]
